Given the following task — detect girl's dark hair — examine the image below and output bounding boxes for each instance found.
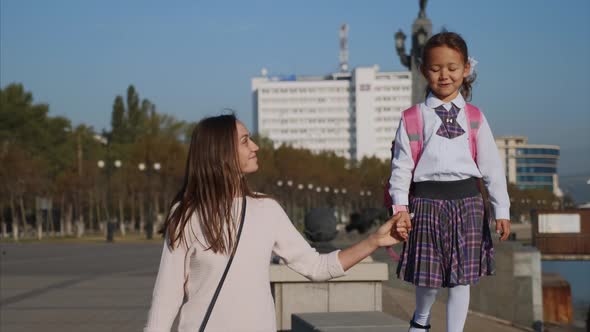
[161,113,261,254]
[422,31,475,101]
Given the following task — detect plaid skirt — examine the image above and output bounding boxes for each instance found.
[396,194,495,288]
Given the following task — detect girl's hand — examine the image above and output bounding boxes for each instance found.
[496,219,511,241]
[391,211,412,241]
[369,218,402,247]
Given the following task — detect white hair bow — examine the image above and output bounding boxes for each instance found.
[468,56,478,77]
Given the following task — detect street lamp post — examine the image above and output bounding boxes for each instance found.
[394,0,432,105]
[359,190,365,211]
[139,162,161,240]
[277,180,297,219]
[323,186,330,207]
[297,184,304,224]
[286,180,293,219]
[333,188,341,223]
[95,133,122,243]
[341,188,348,223]
[307,184,314,211]
[97,156,121,243]
[315,187,322,208]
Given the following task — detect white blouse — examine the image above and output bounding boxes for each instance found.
[389,93,510,219]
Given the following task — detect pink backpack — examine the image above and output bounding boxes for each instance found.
[384,104,482,261]
[383,103,483,207]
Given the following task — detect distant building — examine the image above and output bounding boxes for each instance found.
[496,136,562,196]
[251,66,412,161]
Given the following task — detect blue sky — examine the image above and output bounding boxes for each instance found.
[2,0,589,197]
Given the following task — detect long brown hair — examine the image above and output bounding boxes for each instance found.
[162,114,259,254]
[422,31,476,101]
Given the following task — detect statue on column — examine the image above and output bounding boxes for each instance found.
[419,0,428,18]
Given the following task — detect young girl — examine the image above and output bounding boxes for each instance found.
[387,32,511,332]
[144,114,400,332]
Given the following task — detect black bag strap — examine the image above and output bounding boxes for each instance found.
[199,196,247,332]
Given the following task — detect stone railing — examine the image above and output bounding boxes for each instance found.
[270,257,388,331]
[470,241,543,330]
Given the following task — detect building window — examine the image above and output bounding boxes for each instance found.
[516,175,553,183]
[516,158,557,165]
[516,167,557,173]
[516,148,560,156]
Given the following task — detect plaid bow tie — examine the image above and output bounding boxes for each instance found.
[435,103,465,139]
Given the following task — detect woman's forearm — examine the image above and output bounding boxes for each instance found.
[337,235,379,271]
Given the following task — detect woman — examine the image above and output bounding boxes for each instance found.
[144,114,401,332]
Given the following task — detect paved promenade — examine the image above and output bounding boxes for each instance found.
[0,241,552,332]
[1,242,161,332]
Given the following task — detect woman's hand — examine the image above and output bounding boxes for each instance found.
[496,219,511,241]
[339,216,407,271]
[369,217,406,248]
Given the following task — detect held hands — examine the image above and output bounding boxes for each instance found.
[366,211,412,249]
[368,217,404,248]
[391,211,412,241]
[340,217,405,271]
[496,219,511,241]
[380,211,412,242]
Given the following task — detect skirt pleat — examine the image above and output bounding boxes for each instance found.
[396,195,495,288]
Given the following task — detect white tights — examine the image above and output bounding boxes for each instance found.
[409,285,470,332]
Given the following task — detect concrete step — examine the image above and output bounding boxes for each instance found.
[292,311,408,332]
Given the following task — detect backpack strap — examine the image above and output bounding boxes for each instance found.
[383,104,423,209]
[464,103,482,163]
[464,104,492,216]
[401,105,423,166]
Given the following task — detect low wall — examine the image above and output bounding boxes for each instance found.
[270,257,388,331]
[470,241,543,330]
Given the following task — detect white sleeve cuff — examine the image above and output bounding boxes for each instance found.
[392,194,409,206]
[493,207,510,220]
[328,250,346,278]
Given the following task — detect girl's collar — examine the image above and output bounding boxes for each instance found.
[425,92,466,110]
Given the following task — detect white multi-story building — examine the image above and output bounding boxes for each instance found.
[252,66,412,161]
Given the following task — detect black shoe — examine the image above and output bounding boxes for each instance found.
[409,319,431,330]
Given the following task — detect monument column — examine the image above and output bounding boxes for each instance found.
[395,0,433,105]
